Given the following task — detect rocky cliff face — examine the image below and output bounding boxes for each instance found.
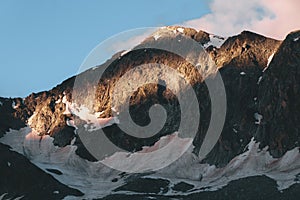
[1,27,299,169]
[202,31,282,166]
[256,31,300,157]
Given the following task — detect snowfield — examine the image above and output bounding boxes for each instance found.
[1,126,300,199]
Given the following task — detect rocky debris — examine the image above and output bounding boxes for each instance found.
[0,143,83,199]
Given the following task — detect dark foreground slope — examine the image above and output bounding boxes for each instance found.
[0,143,83,199]
[100,175,300,200]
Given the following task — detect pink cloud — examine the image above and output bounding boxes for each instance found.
[183,0,300,40]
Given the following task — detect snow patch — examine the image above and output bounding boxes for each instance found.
[62,95,119,131]
[101,132,193,173]
[111,106,119,115]
[55,99,62,104]
[0,193,8,199]
[203,34,226,48]
[254,112,263,124]
[293,37,299,42]
[151,27,183,41]
[153,34,161,41]
[7,162,11,167]
[240,72,246,75]
[12,101,18,109]
[0,193,23,200]
[267,53,275,67]
[121,50,130,56]
[66,119,77,129]
[257,76,263,84]
[263,53,275,72]
[95,111,104,118]
[176,27,184,33]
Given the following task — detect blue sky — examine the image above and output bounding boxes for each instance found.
[0,0,210,97]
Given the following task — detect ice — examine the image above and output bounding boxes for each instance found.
[240,72,246,75]
[203,34,226,48]
[254,113,263,124]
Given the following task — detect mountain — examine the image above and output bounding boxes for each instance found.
[0,26,299,199]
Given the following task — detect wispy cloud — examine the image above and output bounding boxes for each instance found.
[183,0,300,40]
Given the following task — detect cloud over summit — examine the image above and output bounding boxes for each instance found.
[183,0,300,40]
